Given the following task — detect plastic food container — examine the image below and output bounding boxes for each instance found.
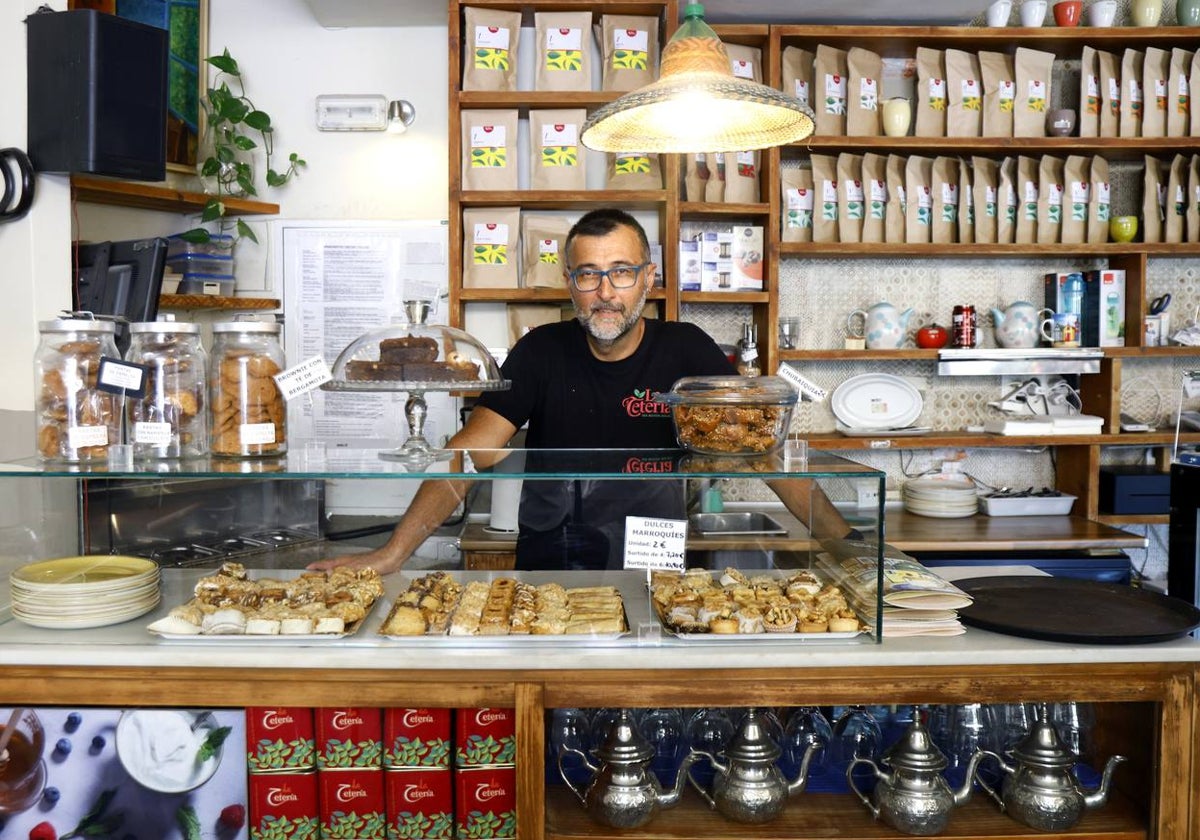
[656,375,798,455]
[166,252,234,277]
[979,494,1077,516]
[166,232,233,258]
[34,317,121,462]
[177,273,235,296]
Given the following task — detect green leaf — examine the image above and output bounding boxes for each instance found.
[236,173,257,196]
[60,788,119,839]
[244,110,273,132]
[176,804,202,840]
[265,170,287,188]
[201,200,225,223]
[179,228,211,244]
[233,135,258,151]
[237,219,259,243]
[208,50,239,75]
[197,725,233,762]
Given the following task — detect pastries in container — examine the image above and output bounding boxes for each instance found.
[655,376,798,455]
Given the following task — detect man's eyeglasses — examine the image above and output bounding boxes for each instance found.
[566,263,649,292]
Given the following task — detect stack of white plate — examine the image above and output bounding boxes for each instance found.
[902,477,980,518]
[10,556,161,629]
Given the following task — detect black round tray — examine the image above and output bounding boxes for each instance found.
[955,576,1200,644]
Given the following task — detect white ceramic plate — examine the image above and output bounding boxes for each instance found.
[831,374,923,431]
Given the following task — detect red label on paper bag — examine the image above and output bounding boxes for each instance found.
[320,767,386,839]
[317,707,383,769]
[246,707,316,772]
[385,768,453,839]
[454,708,516,767]
[455,766,517,839]
[385,708,451,768]
[249,770,318,839]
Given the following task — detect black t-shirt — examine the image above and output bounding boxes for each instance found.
[476,318,735,570]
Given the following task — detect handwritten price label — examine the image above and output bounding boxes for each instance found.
[273,356,332,401]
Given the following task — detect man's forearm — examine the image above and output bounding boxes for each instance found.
[765,477,854,541]
[375,477,474,572]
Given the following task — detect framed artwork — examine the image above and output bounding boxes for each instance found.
[70,0,208,172]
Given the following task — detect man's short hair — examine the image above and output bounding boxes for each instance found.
[565,208,651,264]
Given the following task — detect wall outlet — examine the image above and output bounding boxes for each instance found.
[856,484,880,508]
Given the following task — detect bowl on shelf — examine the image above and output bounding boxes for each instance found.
[1053,0,1083,25]
[1109,216,1139,243]
[656,375,797,456]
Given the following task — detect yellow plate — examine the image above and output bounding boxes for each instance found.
[11,555,157,587]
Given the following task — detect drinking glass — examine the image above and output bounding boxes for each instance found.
[780,707,833,781]
[1050,701,1094,762]
[944,703,998,788]
[548,708,592,786]
[687,708,734,788]
[992,701,1035,753]
[829,705,882,778]
[736,707,784,747]
[639,707,686,788]
[588,707,623,754]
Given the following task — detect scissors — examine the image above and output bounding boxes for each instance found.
[1150,293,1171,315]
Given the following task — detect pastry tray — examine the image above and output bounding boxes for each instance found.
[147,600,378,642]
[377,608,630,645]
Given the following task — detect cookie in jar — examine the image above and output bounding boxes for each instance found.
[126,322,208,459]
[34,318,120,462]
[209,321,287,457]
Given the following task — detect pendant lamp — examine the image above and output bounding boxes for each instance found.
[581,3,815,153]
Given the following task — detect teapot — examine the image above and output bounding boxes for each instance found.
[686,707,816,823]
[558,708,696,828]
[991,301,1051,349]
[975,703,1126,831]
[847,303,914,350]
[848,710,984,836]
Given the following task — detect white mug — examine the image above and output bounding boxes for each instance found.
[1087,0,1117,25]
[1020,0,1049,25]
[986,0,1013,25]
[1041,311,1081,347]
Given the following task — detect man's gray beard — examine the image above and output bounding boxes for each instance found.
[574,283,650,346]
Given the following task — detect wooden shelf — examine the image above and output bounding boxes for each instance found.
[159,294,280,311]
[457,190,670,210]
[782,347,1200,361]
[796,135,1200,161]
[679,201,771,217]
[778,242,1200,258]
[71,175,279,216]
[457,288,667,302]
[682,291,770,304]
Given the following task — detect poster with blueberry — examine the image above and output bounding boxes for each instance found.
[0,707,247,839]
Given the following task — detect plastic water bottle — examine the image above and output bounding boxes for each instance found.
[1063,273,1085,317]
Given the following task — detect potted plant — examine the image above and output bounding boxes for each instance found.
[181,49,305,248]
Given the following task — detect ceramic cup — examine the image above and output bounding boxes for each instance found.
[882,97,913,137]
[1178,0,1200,26]
[1109,215,1139,242]
[987,0,1013,25]
[1041,312,1081,347]
[1021,0,1049,25]
[1130,0,1164,25]
[1053,0,1083,24]
[1088,0,1118,24]
[1046,107,1077,135]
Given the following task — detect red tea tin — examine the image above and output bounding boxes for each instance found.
[385,768,453,839]
[246,707,316,772]
[319,767,387,839]
[454,765,516,839]
[317,706,384,769]
[454,708,516,767]
[385,708,452,768]
[248,770,319,839]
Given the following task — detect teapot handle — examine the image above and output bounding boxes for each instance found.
[685,749,718,809]
[558,745,598,806]
[972,750,1006,810]
[846,757,883,818]
[846,309,868,339]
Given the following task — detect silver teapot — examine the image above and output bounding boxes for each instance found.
[976,703,1126,831]
[558,708,696,828]
[686,707,815,823]
[848,711,985,836]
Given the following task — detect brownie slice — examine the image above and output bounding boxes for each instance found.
[379,336,438,364]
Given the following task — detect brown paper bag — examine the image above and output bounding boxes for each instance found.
[1188,155,1200,243]
[815,45,849,136]
[461,110,518,191]
[1143,155,1165,243]
[463,207,521,288]
[945,49,982,137]
[1097,49,1122,137]
[1062,155,1090,244]
[997,157,1018,244]
[1015,156,1039,244]
[915,48,947,137]
[781,46,816,114]
[905,156,934,243]
[684,153,710,201]
[507,304,565,347]
[1079,47,1100,138]
[1120,49,1145,138]
[600,15,659,91]
[847,47,883,136]
[811,154,840,242]
[972,156,999,244]
[705,152,726,203]
[726,43,763,83]
[1191,52,1200,136]
[837,153,865,243]
[606,152,662,190]
[885,155,907,243]
[781,167,815,243]
[1168,48,1193,137]
[979,51,1015,137]
[520,214,571,289]
[1037,156,1064,245]
[958,157,974,244]
[1142,47,1170,138]
[1014,48,1055,137]
[1087,156,1111,244]
[932,157,960,243]
[1166,154,1188,243]
[862,153,888,243]
[534,12,593,92]
[725,151,761,204]
[463,7,520,92]
[529,109,588,190]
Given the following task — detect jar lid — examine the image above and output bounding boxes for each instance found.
[212,321,281,335]
[130,321,202,335]
[38,318,117,334]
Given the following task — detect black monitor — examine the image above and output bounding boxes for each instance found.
[72,237,168,353]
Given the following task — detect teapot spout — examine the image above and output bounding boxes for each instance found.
[1083,754,1128,810]
[990,307,1006,326]
[661,751,699,809]
[952,749,990,807]
[900,307,915,329]
[972,750,1013,810]
[786,741,819,797]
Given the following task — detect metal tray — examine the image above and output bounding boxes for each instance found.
[955,576,1200,644]
[689,512,787,535]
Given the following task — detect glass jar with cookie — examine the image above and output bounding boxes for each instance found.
[127,321,209,460]
[34,317,121,462]
[209,321,287,457]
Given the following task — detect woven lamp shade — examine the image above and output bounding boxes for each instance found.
[581,6,814,153]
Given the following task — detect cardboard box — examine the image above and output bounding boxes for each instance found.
[731,225,764,290]
[701,258,733,291]
[696,230,734,261]
[1044,270,1125,347]
[678,240,701,291]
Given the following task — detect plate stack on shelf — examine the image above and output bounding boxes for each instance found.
[9,556,161,629]
[902,476,980,518]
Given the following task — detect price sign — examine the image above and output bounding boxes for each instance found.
[96,357,147,398]
[622,516,687,571]
[274,356,332,400]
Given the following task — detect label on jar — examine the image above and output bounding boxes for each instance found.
[274,356,332,401]
[68,425,108,449]
[240,423,278,446]
[96,358,147,397]
[134,421,173,446]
